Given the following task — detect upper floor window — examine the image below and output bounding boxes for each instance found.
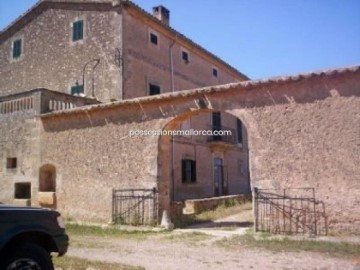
[12,39,22,59]
[72,20,84,41]
[237,119,243,144]
[149,83,160,95]
[150,32,158,45]
[212,112,221,130]
[182,50,189,64]
[212,68,218,77]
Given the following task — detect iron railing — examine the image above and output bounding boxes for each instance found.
[254,187,327,236]
[112,188,158,225]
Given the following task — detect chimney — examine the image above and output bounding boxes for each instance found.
[152,5,170,25]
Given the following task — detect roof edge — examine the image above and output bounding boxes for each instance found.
[40,64,360,119]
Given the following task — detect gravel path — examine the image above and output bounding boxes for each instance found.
[68,232,360,270]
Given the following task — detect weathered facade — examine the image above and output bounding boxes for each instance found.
[0,0,359,234]
[1,66,358,233]
[0,0,250,211]
[0,0,247,100]
[39,66,359,232]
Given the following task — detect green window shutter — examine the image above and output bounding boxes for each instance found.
[71,86,77,95]
[71,84,84,95]
[13,39,22,58]
[73,20,84,41]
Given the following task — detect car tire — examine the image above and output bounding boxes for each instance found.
[2,243,54,270]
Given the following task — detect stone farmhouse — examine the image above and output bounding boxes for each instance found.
[0,0,250,218]
[0,0,359,234]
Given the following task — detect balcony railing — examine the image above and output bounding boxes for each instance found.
[207,126,237,145]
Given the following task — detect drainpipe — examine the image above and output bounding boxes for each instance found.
[169,37,176,202]
[169,39,176,93]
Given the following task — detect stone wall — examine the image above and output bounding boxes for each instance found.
[121,8,244,99]
[0,3,122,102]
[2,66,358,233]
[0,114,40,205]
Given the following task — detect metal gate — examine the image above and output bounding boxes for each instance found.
[254,188,327,235]
[112,188,158,225]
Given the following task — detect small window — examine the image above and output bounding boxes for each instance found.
[212,112,221,130]
[237,119,243,144]
[150,33,158,45]
[6,158,17,169]
[181,159,196,183]
[15,182,31,199]
[212,68,218,77]
[12,39,22,58]
[72,20,84,41]
[182,51,189,63]
[149,83,160,95]
[71,84,84,95]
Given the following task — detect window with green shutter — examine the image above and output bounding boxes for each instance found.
[71,84,84,95]
[12,39,22,58]
[72,20,84,41]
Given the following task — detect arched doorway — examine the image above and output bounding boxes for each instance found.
[38,164,57,208]
[157,109,251,220]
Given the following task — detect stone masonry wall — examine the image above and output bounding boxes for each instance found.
[38,68,359,232]
[122,10,242,99]
[0,113,40,205]
[0,4,122,102]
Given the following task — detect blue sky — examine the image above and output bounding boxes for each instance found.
[0,0,359,79]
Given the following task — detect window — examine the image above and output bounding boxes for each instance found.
[212,112,221,130]
[150,33,158,45]
[182,51,189,63]
[72,20,84,41]
[212,68,218,77]
[237,119,243,144]
[71,84,84,95]
[212,112,221,141]
[181,159,196,183]
[6,158,17,169]
[12,39,22,58]
[14,182,31,199]
[149,83,160,95]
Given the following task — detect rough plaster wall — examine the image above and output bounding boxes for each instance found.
[0,8,122,102]
[0,113,40,204]
[39,71,359,232]
[122,10,240,99]
[224,77,360,233]
[243,95,359,232]
[40,107,169,222]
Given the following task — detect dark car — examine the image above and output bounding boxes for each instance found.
[0,205,69,270]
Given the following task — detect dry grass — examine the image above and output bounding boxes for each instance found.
[66,223,161,240]
[53,256,144,270]
[216,230,360,257]
[174,201,253,228]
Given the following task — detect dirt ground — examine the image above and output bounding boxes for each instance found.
[67,228,360,270]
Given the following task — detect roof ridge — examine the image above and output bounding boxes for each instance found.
[0,0,249,80]
[40,64,360,119]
